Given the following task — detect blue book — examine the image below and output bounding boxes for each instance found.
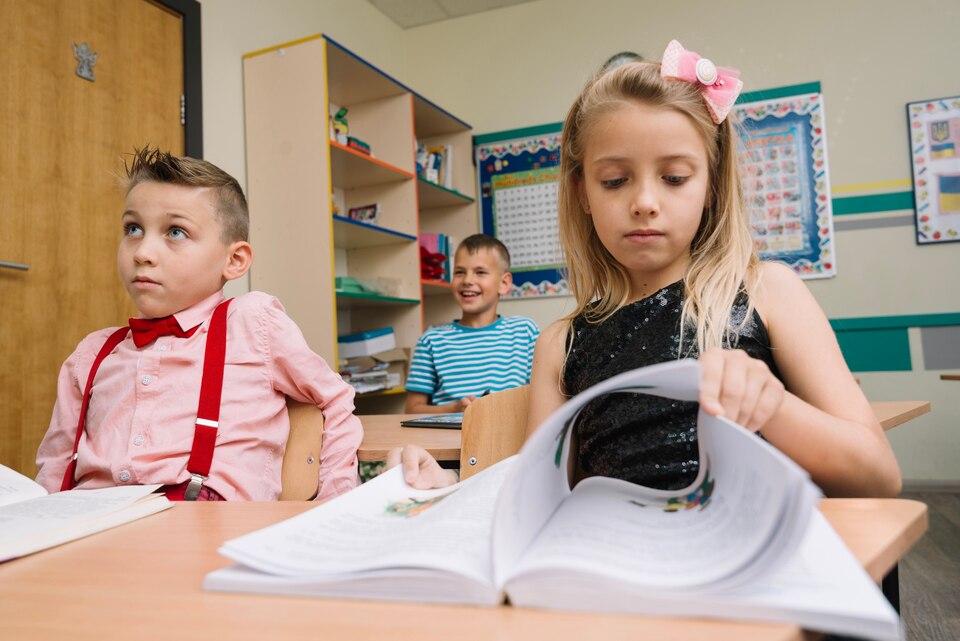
[400,413,463,429]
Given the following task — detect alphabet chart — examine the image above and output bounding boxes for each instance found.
[735,85,836,278]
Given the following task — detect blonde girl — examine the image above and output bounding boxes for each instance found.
[526,40,900,497]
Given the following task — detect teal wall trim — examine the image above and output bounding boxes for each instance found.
[834,328,912,372]
[830,312,960,331]
[474,122,562,145]
[737,81,821,104]
[829,312,960,372]
[833,191,915,216]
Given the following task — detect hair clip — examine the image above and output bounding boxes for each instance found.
[660,40,743,124]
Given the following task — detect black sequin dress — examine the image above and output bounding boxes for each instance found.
[562,280,780,491]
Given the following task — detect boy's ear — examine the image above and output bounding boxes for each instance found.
[498,270,513,296]
[222,241,254,282]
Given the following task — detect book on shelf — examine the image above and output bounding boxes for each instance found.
[0,464,172,562]
[203,359,900,641]
[419,232,454,282]
[416,143,454,189]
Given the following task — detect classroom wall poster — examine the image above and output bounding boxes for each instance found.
[475,124,569,299]
[907,95,960,245]
[735,83,837,279]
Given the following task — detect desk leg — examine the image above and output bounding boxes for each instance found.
[881,563,900,613]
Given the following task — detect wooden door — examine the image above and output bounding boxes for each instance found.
[0,0,184,476]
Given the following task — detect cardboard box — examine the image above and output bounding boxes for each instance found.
[342,347,410,389]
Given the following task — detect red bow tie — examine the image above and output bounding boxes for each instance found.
[128,315,199,348]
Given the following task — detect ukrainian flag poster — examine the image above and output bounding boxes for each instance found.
[907,95,960,244]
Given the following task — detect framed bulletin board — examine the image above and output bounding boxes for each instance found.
[735,82,837,279]
[475,123,569,298]
[907,94,960,245]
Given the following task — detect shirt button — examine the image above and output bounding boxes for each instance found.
[118,470,131,483]
[141,375,152,385]
[157,344,168,352]
[133,435,144,446]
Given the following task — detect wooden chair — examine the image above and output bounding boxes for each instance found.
[460,385,529,480]
[279,398,324,500]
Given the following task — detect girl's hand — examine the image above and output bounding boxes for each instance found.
[385,445,459,489]
[698,348,785,432]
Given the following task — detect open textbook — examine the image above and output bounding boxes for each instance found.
[0,464,172,562]
[204,359,900,641]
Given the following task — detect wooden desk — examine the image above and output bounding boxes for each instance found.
[940,374,960,381]
[358,414,460,462]
[871,400,931,431]
[359,401,931,463]
[0,499,927,641]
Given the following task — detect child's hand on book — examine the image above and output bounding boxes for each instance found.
[385,445,459,489]
[698,348,785,432]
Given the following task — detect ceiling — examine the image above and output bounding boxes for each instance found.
[367,0,538,29]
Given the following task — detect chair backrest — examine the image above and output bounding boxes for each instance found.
[460,385,529,480]
[280,398,324,500]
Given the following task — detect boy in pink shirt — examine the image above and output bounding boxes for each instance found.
[35,148,362,501]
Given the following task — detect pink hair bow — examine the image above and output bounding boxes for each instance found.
[660,39,743,124]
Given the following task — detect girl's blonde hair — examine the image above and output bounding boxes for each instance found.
[558,60,759,356]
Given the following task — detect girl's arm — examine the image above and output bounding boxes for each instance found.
[525,320,570,438]
[748,262,902,498]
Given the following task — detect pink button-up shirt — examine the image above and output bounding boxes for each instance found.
[35,291,362,501]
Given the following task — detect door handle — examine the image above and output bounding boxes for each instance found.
[0,260,29,271]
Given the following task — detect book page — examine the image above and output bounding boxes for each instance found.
[0,485,163,533]
[0,485,169,561]
[503,512,898,641]
[218,460,513,588]
[491,360,704,585]
[0,464,47,508]
[506,410,809,590]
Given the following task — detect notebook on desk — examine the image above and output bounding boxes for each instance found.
[400,413,463,429]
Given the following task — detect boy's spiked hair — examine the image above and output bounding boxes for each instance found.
[457,233,511,269]
[123,146,249,243]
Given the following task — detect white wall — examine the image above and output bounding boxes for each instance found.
[198,0,960,484]
[200,0,406,298]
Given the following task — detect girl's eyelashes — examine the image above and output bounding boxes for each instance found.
[600,177,627,189]
[663,175,690,185]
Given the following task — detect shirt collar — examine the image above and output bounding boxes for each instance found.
[173,290,226,331]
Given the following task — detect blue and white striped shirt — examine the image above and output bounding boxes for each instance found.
[406,316,540,405]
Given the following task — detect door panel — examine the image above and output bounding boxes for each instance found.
[0,0,184,475]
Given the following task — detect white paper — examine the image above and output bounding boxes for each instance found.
[0,484,170,561]
[218,461,512,588]
[0,463,47,507]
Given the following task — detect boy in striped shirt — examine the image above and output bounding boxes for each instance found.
[404,234,539,414]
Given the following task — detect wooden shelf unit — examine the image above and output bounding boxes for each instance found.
[414,98,478,331]
[243,35,478,411]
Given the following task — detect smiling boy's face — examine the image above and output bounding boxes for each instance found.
[451,246,512,325]
[118,181,248,318]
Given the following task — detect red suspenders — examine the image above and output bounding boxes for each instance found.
[183,300,231,500]
[60,299,233,500]
[59,327,129,492]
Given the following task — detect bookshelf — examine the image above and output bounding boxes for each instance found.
[243,35,477,412]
